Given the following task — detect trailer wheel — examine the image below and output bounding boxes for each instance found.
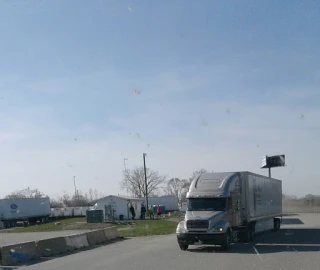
[179,243,189,251]
[221,231,232,250]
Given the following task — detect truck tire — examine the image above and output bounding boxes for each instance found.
[221,231,232,250]
[273,218,281,231]
[179,243,189,251]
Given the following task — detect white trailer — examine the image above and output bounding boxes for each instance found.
[51,208,64,218]
[73,207,82,217]
[0,197,51,228]
[176,171,282,251]
[63,207,74,217]
[148,196,179,212]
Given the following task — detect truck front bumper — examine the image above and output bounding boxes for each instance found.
[177,232,226,246]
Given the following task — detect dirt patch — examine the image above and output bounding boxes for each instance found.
[63,221,135,230]
[63,222,113,230]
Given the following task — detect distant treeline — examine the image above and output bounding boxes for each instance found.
[283,194,320,212]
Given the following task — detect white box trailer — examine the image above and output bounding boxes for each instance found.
[0,197,51,228]
[63,207,74,217]
[176,171,282,251]
[73,207,82,216]
[148,196,179,211]
[51,208,64,218]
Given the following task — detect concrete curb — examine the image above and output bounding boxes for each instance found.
[1,227,121,266]
[0,241,39,266]
[66,233,89,251]
[36,236,68,257]
[104,226,120,240]
[86,229,106,246]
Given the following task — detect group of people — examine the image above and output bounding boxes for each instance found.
[129,203,162,220]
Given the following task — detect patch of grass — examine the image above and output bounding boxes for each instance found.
[116,219,178,237]
[4,217,86,233]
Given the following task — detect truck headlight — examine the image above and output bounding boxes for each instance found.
[176,221,186,234]
[212,227,223,232]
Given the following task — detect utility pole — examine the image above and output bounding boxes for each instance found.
[124,158,128,196]
[143,153,148,207]
[73,176,77,205]
[124,158,128,172]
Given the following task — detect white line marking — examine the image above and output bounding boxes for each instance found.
[253,246,263,261]
[256,243,320,247]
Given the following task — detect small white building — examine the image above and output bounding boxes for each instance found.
[94,195,145,220]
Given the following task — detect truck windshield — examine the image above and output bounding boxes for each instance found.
[187,198,226,211]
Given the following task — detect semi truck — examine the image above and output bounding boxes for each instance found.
[0,197,51,228]
[176,171,282,251]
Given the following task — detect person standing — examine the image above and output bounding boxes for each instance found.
[129,204,136,220]
[156,205,162,219]
[140,203,146,220]
[149,205,154,219]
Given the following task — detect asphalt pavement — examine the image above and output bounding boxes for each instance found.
[12,213,320,270]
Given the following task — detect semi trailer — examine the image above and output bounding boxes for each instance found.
[0,197,51,228]
[176,171,282,250]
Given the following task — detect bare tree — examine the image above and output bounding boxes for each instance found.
[58,192,90,207]
[120,166,166,198]
[5,187,46,199]
[180,169,210,200]
[166,178,187,205]
[188,169,209,182]
[50,198,63,208]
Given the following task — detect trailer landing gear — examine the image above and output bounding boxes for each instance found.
[273,218,281,231]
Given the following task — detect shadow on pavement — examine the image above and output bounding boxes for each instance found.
[281,213,299,217]
[188,229,320,254]
[281,218,304,225]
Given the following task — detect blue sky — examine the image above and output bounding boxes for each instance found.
[0,0,319,198]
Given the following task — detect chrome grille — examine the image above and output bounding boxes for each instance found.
[186,220,209,230]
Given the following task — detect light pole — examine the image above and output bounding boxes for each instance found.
[124,158,128,196]
[124,158,128,172]
[73,176,77,205]
[143,153,148,207]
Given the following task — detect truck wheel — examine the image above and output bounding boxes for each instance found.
[179,243,189,251]
[221,231,232,250]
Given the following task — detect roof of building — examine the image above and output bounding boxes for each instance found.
[96,195,145,202]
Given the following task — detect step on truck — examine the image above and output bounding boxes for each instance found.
[176,171,282,251]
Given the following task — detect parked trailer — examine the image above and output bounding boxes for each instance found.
[48,206,95,219]
[63,207,74,217]
[0,197,51,228]
[176,171,282,251]
[148,196,179,212]
[73,207,82,217]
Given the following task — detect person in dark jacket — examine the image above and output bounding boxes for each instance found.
[129,204,136,220]
[140,203,146,220]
